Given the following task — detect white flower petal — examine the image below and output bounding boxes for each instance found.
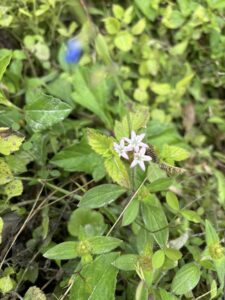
[121,152,129,160]
[138,133,145,141]
[139,161,146,171]
[143,155,152,161]
[130,160,138,168]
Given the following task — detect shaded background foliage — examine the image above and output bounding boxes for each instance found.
[0,0,224,299]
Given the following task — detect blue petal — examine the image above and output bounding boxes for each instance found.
[65,39,83,63]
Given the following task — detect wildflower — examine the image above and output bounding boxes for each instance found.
[125,130,148,152]
[114,139,132,160]
[65,38,83,63]
[130,147,152,171]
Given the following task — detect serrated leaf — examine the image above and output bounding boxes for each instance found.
[0,128,24,155]
[114,31,133,52]
[24,286,46,300]
[114,107,150,140]
[0,276,14,294]
[25,93,72,131]
[113,254,139,271]
[43,241,79,260]
[0,159,13,185]
[88,236,122,254]
[70,253,119,300]
[79,184,126,208]
[161,144,190,163]
[104,17,121,34]
[112,4,124,19]
[171,263,201,295]
[4,179,23,199]
[104,155,130,188]
[87,128,114,158]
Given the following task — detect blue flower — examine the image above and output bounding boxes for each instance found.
[65,39,83,63]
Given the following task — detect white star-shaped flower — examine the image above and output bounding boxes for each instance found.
[130,147,152,171]
[113,139,132,160]
[125,131,148,152]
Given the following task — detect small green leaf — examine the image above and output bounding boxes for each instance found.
[162,6,185,29]
[0,276,14,294]
[114,31,133,52]
[181,210,201,223]
[136,281,148,300]
[104,155,130,189]
[4,179,23,199]
[25,93,72,132]
[122,198,139,226]
[87,128,114,158]
[113,254,139,271]
[205,220,220,246]
[43,241,79,260]
[171,263,201,295]
[70,253,119,300]
[112,4,124,19]
[164,248,182,261]
[95,34,111,64]
[160,289,178,300]
[24,286,46,300]
[0,53,12,81]
[104,17,121,34]
[131,18,146,35]
[148,178,173,192]
[0,128,24,155]
[68,208,106,238]
[166,192,180,211]
[210,280,217,299]
[79,184,126,208]
[151,82,172,96]
[161,145,190,163]
[88,236,122,254]
[215,170,225,205]
[152,250,165,269]
[0,159,13,185]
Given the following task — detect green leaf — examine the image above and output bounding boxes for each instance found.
[112,254,139,271]
[161,145,190,163]
[104,155,130,189]
[0,217,3,244]
[0,53,12,81]
[134,0,157,21]
[210,280,217,299]
[148,178,173,192]
[152,250,165,269]
[95,34,111,64]
[147,162,167,182]
[114,31,133,52]
[166,192,180,211]
[25,93,72,132]
[43,241,79,260]
[79,184,126,209]
[24,286,46,300]
[104,17,121,34]
[159,289,178,300]
[131,18,146,35]
[4,179,23,199]
[164,248,182,261]
[0,128,25,155]
[0,276,14,294]
[181,210,201,223]
[70,253,119,300]
[122,198,139,226]
[205,220,220,246]
[88,236,122,254]
[72,67,111,127]
[112,4,124,20]
[0,159,13,185]
[67,208,106,238]
[171,263,201,295]
[215,170,225,205]
[114,106,150,140]
[141,202,169,248]
[151,82,172,96]
[136,281,149,300]
[87,128,114,158]
[51,139,105,180]
[162,6,185,29]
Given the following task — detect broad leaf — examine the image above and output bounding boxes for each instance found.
[70,253,119,300]
[0,52,12,81]
[113,254,139,271]
[0,159,13,185]
[87,128,114,158]
[171,263,201,295]
[25,93,72,131]
[43,241,79,260]
[79,184,126,208]
[88,236,122,254]
[24,286,46,300]
[0,128,24,155]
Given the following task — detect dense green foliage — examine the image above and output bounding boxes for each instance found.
[0,0,225,299]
